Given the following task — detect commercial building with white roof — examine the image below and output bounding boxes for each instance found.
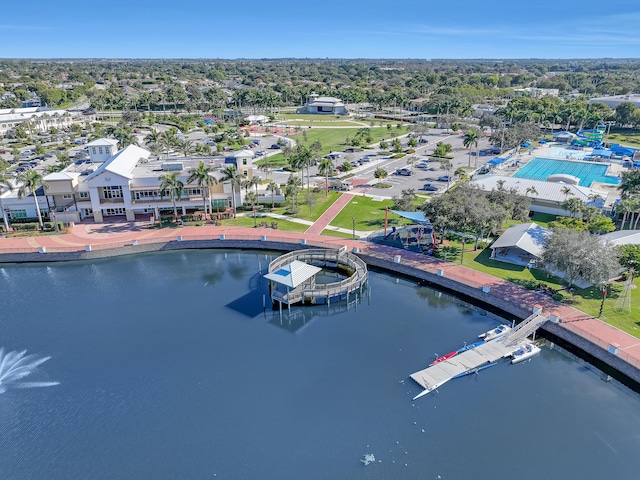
[0,107,77,136]
[297,93,347,115]
[0,139,265,225]
[471,175,609,217]
[588,94,640,109]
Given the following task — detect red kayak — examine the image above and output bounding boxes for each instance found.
[429,350,458,366]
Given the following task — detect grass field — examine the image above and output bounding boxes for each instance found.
[255,126,409,168]
[440,241,639,337]
[329,196,406,231]
[320,229,357,239]
[220,216,309,232]
[607,132,640,149]
[270,190,342,222]
[288,127,409,156]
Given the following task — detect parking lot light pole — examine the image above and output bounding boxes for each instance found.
[352,217,355,239]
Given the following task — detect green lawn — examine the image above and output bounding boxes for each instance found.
[320,229,357,239]
[288,127,409,156]
[504,212,557,229]
[276,120,363,127]
[565,278,640,336]
[255,126,409,167]
[220,216,309,232]
[607,131,640,149]
[442,241,640,337]
[270,190,342,222]
[329,196,411,231]
[276,113,353,122]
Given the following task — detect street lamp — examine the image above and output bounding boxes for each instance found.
[598,284,607,318]
[352,217,356,239]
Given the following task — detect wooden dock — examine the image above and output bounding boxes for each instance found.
[410,313,548,399]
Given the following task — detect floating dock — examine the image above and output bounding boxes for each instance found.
[410,313,548,399]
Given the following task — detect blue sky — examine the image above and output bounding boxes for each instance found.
[2,0,639,59]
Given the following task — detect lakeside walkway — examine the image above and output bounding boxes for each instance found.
[1,220,639,377]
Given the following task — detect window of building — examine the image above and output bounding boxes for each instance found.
[92,148,97,155]
[62,193,72,199]
[9,209,27,219]
[103,185,123,199]
[104,208,125,216]
[134,190,160,200]
[98,147,103,154]
[78,192,89,199]
[242,159,247,165]
[242,170,248,177]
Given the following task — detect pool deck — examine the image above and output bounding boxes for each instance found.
[1,220,639,384]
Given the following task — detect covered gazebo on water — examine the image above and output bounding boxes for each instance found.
[264,260,322,306]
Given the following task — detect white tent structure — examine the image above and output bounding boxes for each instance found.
[490,222,551,266]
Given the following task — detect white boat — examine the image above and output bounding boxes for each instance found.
[510,343,541,364]
[478,324,511,342]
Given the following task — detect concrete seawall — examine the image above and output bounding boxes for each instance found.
[1,238,639,387]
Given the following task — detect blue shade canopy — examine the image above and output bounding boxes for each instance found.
[390,210,431,225]
[487,157,508,166]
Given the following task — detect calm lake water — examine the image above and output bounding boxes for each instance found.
[0,250,639,480]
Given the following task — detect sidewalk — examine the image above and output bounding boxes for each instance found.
[305,192,353,235]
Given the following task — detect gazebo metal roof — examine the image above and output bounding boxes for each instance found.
[263,260,322,288]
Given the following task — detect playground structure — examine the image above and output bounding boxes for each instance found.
[373,210,436,253]
[571,124,637,159]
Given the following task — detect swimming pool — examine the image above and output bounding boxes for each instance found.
[513,157,619,187]
[543,148,587,160]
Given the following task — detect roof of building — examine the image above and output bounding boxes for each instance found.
[263,260,322,288]
[601,230,640,246]
[0,107,71,124]
[245,115,269,122]
[552,131,576,138]
[43,171,81,181]
[307,96,345,107]
[129,156,224,188]
[233,150,254,158]
[85,138,119,148]
[472,175,601,204]
[86,144,150,182]
[490,222,550,257]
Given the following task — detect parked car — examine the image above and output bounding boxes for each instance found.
[437,175,452,182]
[423,183,439,192]
[269,144,281,149]
[396,167,413,176]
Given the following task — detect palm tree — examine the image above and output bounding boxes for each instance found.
[463,129,479,168]
[158,172,184,220]
[562,198,584,218]
[114,127,138,148]
[220,165,242,218]
[561,186,574,201]
[144,129,163,155]
[525,186,538,198]
[317,158,334,195]
[0,162,14,232]
[178,138,194,157]
[17,170,48,228]
[187,162,218,220]
[266,181,278,208]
